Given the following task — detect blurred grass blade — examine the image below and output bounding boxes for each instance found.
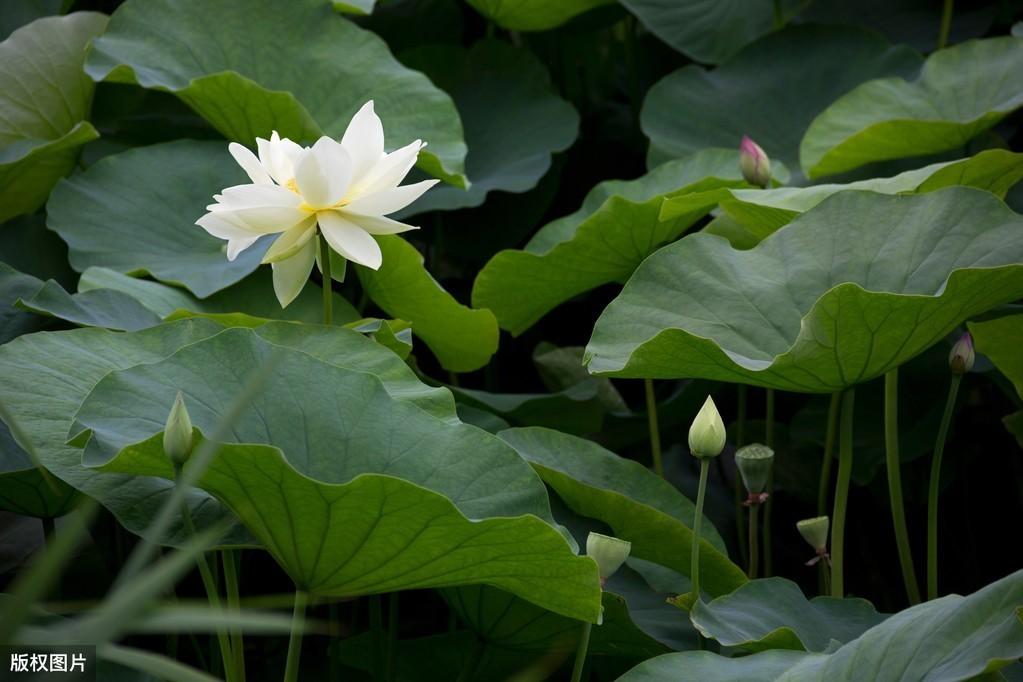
[98,643,220,682]
[0,499,99,645]
[53,522,229,644]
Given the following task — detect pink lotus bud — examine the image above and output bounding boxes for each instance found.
[739,135,771,188]
[948,332,974,375]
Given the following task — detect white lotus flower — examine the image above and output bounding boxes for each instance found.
[196,101,438,307]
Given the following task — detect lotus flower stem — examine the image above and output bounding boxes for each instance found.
[570,621,593,682]
[747,504,759,579]
[175,468,237,682]
[319,235,332,325]
[371,593,384,679]
[644,379,664,477]
[691,457,710,602]
[734,385,749,564]
[884,369,922,604]
[938,0,954,49]
[283,589,307,682]
[831,388,855,597]
[222,549,246,681]
[928,374,962,600]
[818,393,841,516]
[762,388,775,576]
[387,593,399,682]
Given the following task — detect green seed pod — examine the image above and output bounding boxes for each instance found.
[586,532,631,581]
[688,396,726,458]
[796,516,829,552]
[163,391,193,467]
[948,332,974,375]
[735,443,774,495]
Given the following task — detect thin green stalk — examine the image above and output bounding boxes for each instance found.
[329,603,341,680]
[928,374,962,600]
[763,388,775,577]
[283,590,307,682]
[691,458,710,600]
[818,393,841,517]
[734,386,749,564]
[644,379,664,477]
[386,593,399,682]
[319,235,332,325]
[175,470,235,681]
[772,0,784,28]
[747,504,759,579]
[819,561,831,596]
[222,549,246,681]
[938,0,954,49]
[455,637,484,682]
[570,622,593,682]
[884,369,922,605]
[371,594,384,681]
[831,389,855,598]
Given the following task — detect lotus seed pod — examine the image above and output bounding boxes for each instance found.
[797,516,829,552]
[586,532,632,582]
[948,332,975,375]
[163,391,193,467]
[688,396,726,459]
[739,135,771,188]
[735,443,774,495]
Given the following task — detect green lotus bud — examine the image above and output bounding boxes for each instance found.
[735,443,774,497]
[797,516,829,552]
[739,135,771,188]
[586,532,631,583]
[948,332,974,375]
[688,396,726,458]
[163,391,193,467]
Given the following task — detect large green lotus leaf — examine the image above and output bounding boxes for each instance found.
[472,149,752,335]
[0,0,65,40]
[0,321,455,544]
[619,0,799,64]
[0,418,79,518]
[0,13,107,222]
[443,567,683,659]
[84,0,467,186]
[661,150,1023,240]
[17,280,162,332]
[499,427,745,597]
[78,267,360,327]
[690,577,885,653]
[396,40,578,215]
[47,141,264,298]
[532,343,629,414]
[801,37,1023,179]
[641,25,921,172]
[619,568,1023,681]
[357,235,498,372]
[0,262,52,342]
[97,432,599,621]
[450,381,611,436]
[585,188,1023,392]
[969,315,1023,399]
[72,327,546,523]
[464,0,614,30]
